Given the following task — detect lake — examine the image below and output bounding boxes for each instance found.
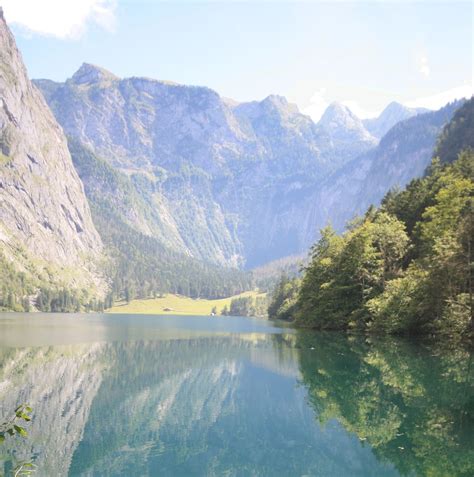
[0,313,472,476]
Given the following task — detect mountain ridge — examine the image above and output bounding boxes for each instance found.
[34,64,380,268]
[34,64,466,269]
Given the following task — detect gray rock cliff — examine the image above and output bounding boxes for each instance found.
[0,12,105,292]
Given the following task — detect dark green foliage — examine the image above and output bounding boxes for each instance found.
[0,405,36,475]
[0,404,32,443]
[35,288,104,313]
[0,253,105,313]
[295,212,410,330]
[282,98,474,336]
[223,294,268,317]
[434,97,474,165]
[269,149,474,337]
[228,297,254,316]
[252,255,304,293]
[267,275,300,321]
[0,254,34,312]
[98,212,251,301]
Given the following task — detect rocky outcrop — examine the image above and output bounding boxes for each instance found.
[0,10,105,292]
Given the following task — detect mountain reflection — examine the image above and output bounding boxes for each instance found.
[1,320,472,477]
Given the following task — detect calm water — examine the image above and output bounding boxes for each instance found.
[0,314,472,477]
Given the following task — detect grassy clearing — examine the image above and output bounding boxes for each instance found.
[107,290,266,315]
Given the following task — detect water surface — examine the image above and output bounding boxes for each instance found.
[0,313,472,476]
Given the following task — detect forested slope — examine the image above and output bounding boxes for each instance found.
[269,98,474,339]
[69,139,252,303]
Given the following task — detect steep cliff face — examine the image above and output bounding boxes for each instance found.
[0,10,105,293]
[35,65,378,268]
[35,64,254,174]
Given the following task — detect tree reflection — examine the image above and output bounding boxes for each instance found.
[296,332,474,477]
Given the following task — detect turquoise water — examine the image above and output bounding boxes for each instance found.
[0,314,472,476]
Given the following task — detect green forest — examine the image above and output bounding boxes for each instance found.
[269,99,474,339]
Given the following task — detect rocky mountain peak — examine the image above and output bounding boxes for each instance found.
[70,63,119,86]
[262,94,289,107]
[377,101,426,124]
[382,101,409,114]
[318,102,376,144]
[318,102,359,128]
[254,95,304,121]
[363,101,428,139]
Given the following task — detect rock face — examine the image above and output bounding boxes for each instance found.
[32,60,463,269]
[363,102,427,139]
[295,100,463,238]
[317,101,377,145]
[35,65,378,268]
[0,10,104,291]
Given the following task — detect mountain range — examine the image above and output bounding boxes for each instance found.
[33,63,442,270]
[0,10,468,305]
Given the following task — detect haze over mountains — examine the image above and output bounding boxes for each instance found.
[0,10,468,305]
[34,62,449,270]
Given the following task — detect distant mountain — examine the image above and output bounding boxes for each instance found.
[35,64,376,268]
[318,101,376,144]
[363,102,428,139]
[0,9,105,302]
[309,100,464,234]
[2,7,467,309]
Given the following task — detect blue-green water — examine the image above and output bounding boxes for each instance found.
[0,314,472,476]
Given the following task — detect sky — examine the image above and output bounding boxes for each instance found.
[3,0,473,120]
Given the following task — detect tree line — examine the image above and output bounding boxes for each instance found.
[219,294,268,317]
[269,99,473,338]
[269,150,473,338]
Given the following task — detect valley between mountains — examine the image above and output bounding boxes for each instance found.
[0,9,467,311]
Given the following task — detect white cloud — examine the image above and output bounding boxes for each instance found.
[2,0,117,39]
[302,88,329,121]
[419,55,431,78]
[405,84,473,110]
